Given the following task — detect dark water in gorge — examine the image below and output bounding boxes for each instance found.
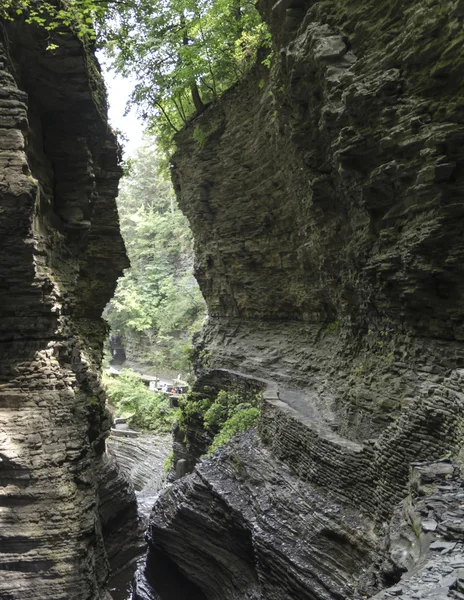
[108,557,141,600]
[109,550,206,600]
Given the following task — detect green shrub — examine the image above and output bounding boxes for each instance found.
[203,390,243,432]
[103,369,178,433]
[203,401,229,432]
[208,408,260,454]
[177,388,262,453]
[177,393,213,432]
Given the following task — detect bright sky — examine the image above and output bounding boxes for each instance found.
[99,55,145,158]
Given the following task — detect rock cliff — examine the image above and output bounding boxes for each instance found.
[138,0,464,599]
[0,16,132,600]
[107,433,171,518]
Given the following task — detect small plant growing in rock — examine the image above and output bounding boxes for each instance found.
[193,124,217,150]
[230,454,243,474]
[324,320,340,335]
[164,451,174,473]
[208,407,260,454]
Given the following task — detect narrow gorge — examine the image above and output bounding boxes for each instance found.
[1,1,464,600]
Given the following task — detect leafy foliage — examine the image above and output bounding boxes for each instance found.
[177,393,213,432]
[0,0,103,43]
[103,0,270,150]
[208,407,259,454]
[204,390,255,433]
[103,369,178,432]
[178,388,261,453]
[104,137,206,373]
[164,451,174,473]
[2,0,270,154]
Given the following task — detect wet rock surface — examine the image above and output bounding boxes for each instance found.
[373,459,464,600]
[106,434,170,600]
[107,433,171,519]
[107,433,200,600]
[138,431,378,600]
[0,14,131,600]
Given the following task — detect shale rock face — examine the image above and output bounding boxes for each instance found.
[0,19,130,600]
[144,431,377,600]
[107,433,171,518]
[141,1,464,599]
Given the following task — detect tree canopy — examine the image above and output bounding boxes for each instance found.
[102,0,269,149]
[2,0,270,151]
[0,0,104,45]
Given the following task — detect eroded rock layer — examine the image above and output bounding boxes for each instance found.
[141,431,377,600]
[0,18,130,600]
[142,0,464,598]
[107,433,171,517]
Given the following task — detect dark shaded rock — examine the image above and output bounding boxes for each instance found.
[133,549,207,600]
[98,454,142,573]
[175,458,188,479]
[0,13,130,600]
[141,431,377,600]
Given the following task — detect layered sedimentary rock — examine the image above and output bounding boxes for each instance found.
[142,443,464,600]
[107,433,171,518]
[0,16,131,600]
[98,454,141,574]
[140,0,464,598]
[371,459,464,600]
[108,434,171,494]
[145,431,377,600]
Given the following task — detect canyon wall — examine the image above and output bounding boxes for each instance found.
[0,17,133,600]
[138,1,464,599]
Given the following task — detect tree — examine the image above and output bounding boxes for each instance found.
[104,137,206,372]
[0,0,104,44]
[103,0,269,149]
[2,0,270,151]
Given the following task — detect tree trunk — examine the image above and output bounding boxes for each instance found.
[180,12,207,114]
[191,83,206,114]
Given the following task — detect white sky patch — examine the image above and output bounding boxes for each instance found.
[98,53,145,158]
